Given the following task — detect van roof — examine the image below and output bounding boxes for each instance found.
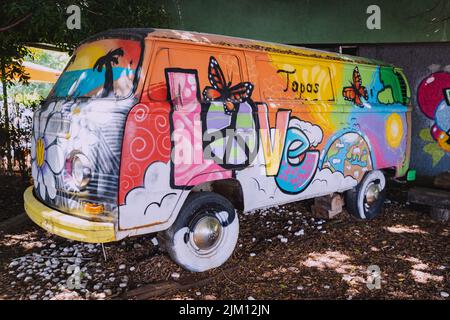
[85,28,392,67]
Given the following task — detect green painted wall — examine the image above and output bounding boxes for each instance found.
[162,0,450,44]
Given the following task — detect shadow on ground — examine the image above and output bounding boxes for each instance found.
[0,179,448,300]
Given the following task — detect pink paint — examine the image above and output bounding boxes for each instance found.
[431,124,443,141]
[167,71,231,187]
[417,72,450,119]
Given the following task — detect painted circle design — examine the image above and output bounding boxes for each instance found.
[129,128,156,161]
[322,132,373,182]
[133,104,150,122]
[385,113,403,148]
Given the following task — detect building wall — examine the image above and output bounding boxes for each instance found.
[359,44,450,177]
[162,0,450,44]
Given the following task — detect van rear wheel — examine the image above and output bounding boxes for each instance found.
[159,192,239,272]
[345,170,386,220]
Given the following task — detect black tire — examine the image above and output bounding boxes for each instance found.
[345,170,386,220]
[159,192,239,272]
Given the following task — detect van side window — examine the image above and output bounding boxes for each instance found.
[148,48,170,101]
[169,49,243,100]
[256,58,335,102]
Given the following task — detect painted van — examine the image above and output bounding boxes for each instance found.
[24,29,411,271]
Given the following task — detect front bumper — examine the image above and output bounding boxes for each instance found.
[23,186,116,243]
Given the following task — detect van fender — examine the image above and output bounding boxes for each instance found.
[116,167,234,238]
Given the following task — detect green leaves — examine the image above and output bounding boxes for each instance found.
[423,142,445,167]
[1,0,170,80]
[419,128,434,142]
[420,128,445,166]
[0,1,170,175]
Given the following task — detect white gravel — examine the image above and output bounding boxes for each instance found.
[5,201,334,300]
[6,235,158,300]
[151,237,159,246]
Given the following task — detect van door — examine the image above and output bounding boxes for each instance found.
[117,44,257,230]
[118,45,181,231]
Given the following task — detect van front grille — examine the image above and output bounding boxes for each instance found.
[395,72,408,104]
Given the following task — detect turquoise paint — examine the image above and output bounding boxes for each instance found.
[53,67,134,98]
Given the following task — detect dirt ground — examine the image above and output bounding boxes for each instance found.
[0,178,448,300]
[0,175,30,223]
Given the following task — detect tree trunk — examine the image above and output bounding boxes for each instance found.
[0,58,12,174]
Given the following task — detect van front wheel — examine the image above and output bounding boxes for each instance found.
[159,192,239,272]
[345,170,386,220]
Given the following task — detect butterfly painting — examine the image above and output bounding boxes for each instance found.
[202,56,254,115]
[342,66,368,107]
[202,56,258,169]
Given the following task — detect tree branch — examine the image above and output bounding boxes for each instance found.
[0,12,32,32]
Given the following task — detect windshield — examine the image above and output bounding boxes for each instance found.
[50,38,142,99]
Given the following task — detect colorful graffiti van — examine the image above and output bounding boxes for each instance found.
[24,29,411,271]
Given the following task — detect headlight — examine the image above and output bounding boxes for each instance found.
[69,152,92,189]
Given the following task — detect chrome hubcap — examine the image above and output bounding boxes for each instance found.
[192,216,222,250]
[366,183,381,205]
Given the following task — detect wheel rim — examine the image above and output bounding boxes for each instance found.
[191,215,223,251]
[366,182,381,204]
[364,181,382,211]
